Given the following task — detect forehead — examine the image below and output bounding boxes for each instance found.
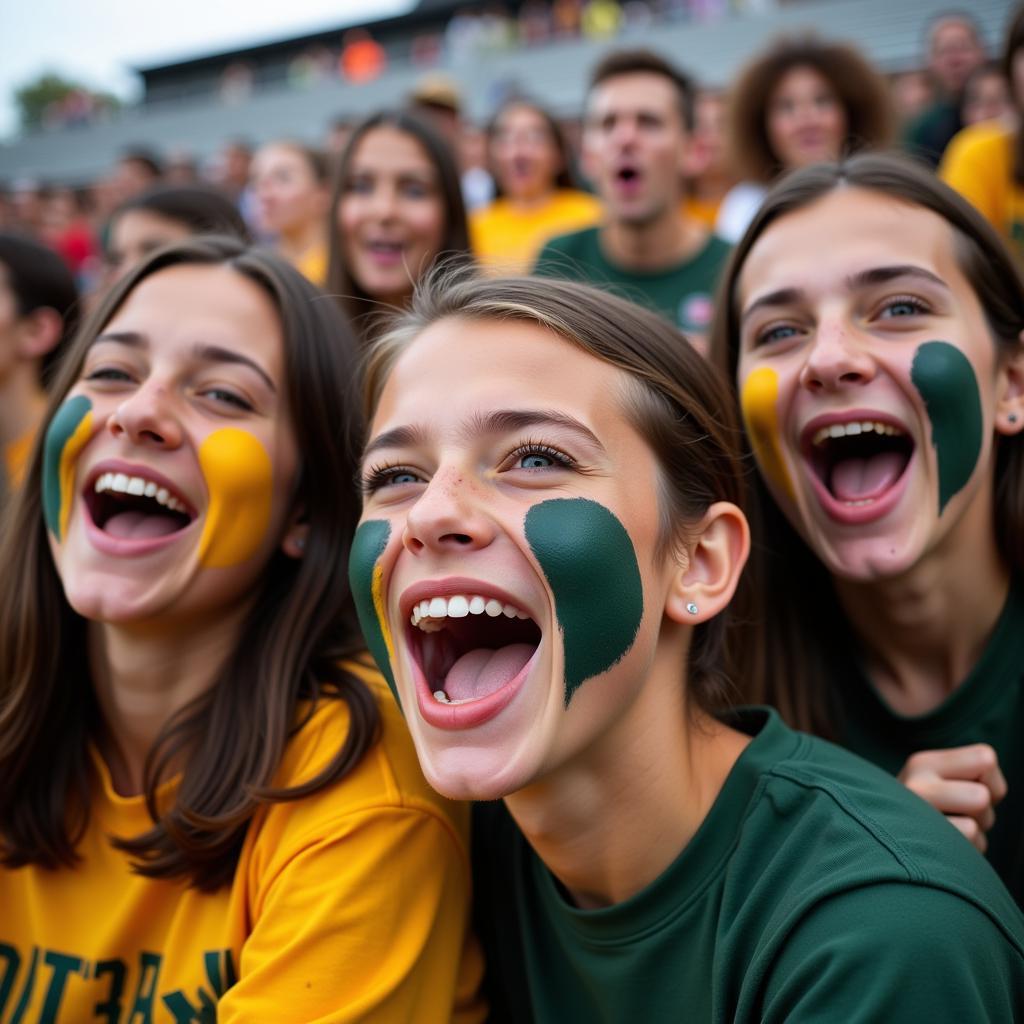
[373,317,630,432]
[772,64,833,95]
[351,127,432,170]
[738,187,961,302]
[932,19,978,50]
[587,72,682,121]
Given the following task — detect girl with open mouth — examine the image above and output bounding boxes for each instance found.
[353,271,1024,1021]
[0,238,484,1022]
[712,152,1024,907]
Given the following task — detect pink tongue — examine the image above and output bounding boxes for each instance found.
[443,643,536,702]
[103,510,184,540]
[830,451,906,502]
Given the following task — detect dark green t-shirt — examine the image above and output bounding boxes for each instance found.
[533,226,731,336]
[834,577,1024,906]
[473,709,1024,1023]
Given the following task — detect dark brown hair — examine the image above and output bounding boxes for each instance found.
[325,110,471,344]
[588,48,696,132]
[0,237,379,890]
[486,99,577,196]
[709,153,1024,736]
[727,35,894,184]
[109,185,251,248]
[1003,6,1024,184]
[365,270,747,715]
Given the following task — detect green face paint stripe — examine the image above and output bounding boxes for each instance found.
[348,519,399,703]
[911,341,983,513]
[42,395,92,539]
[525,498,644,707]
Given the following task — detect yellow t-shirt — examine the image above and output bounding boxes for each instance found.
[940,121,1024,263]
[296,243,329,288]
[471,190,603,274]
[0,664,485,1023]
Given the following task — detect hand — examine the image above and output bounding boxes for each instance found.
[898,744,1006,853]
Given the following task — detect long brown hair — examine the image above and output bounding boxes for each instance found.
[1002,6,1024,185]
[325,110,471,344]
[727,35,894,184]
[0,236,379,890]
[709,153,1024,736]
[365,270,748,714]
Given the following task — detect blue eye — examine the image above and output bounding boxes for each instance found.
[880,297,926,318]
[203,388,253,411]
[85,367,132,382]
[507,442,575,472]
[757,324,799,346]
[361,464,423,494]
[520,453,554,469]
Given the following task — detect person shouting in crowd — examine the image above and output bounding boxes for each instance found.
[326,110,472,345]
[0,233,78,500]
[534,49,730,351]
[471,98,602,274]
[251,141,331,286]
[942,6,1024,266]
[352,270,1024,1021]
[711,153,1024,904]
[716,34,893,243]
[0,238,484,1021]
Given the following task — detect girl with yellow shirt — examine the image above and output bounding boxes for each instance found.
[0,238,483,1022]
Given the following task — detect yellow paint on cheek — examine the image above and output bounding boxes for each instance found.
[371,561,395,663]
[59,411,94,539]
[197,428,274,568]
[741,367,795,502]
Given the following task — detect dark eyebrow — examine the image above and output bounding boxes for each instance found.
[90,331,276,393]
[741,288,803,325]
[361,409,606,464]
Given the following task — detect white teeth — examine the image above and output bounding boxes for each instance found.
[811,420,906,447]
[410,593,532,630]
[93,472,190,515]
[433,690,450,704]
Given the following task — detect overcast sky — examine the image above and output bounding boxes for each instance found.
[0,0,408,137]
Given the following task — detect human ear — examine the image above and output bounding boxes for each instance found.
[665,501,750,625]
[994,334,1024,436]
[281,508,309,559]
[18,308,63,361]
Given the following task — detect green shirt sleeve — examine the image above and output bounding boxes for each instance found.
[762,882,1024,1022]
[532,236,571,278]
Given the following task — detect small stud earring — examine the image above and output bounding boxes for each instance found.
[295,536,306,550]
[686,602,699,615]
[1010,413,1019,424]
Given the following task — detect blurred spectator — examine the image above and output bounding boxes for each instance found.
[446,9,485,65]
[9,180,47,239]
[890,69,935,128]
[165,150,200,185]
[682,89,735,229]
[325,110,471,343]
[220,61,255,104]
[410,75,496,210]
[941,7,1024,263]
[552,0,583,39]
[962,61,1013,126]
[582,0,623,39]
[0,234,79,499]
[40,187,98,284]
[251,142,331,285]
[104,185,250,285]
[214,139,260,235]
[326,117,355,157]
[110,147,164,205]
[717,35,893,242]
[410,31,444,67]
[340,29,387,83]
[471,98,602,273]
[288,45,335,88]
[535,49,730,348]
[903,11,987,166]
[518,0,552,45]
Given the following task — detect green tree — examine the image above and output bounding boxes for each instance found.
[14,71,120,129]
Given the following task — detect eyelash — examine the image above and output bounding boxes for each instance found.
[361,440,578,494]
[878,294,930,318]
[83,369,254,412]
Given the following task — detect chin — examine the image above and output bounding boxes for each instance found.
[415,739,537,802]
[817,536,923,583]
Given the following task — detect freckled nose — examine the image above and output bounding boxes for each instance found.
[800,325,876,393]
[402,469,496,555]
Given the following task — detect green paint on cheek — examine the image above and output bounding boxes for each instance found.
[348,519,398,703]
[525,498,644,707]
[42,395,93,539]
[910,340,983,513]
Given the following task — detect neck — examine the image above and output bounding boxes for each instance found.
[599,207,705,273]
[504,630,748,909]
[278,220,325,264]
[89,608,246,796]
[834,493,1010,715]
[507,187,556,213]
[0,366,47,450]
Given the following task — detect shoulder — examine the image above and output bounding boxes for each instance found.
[533,225,600,277]
[549,190,603,217]
[942,121,1013,168]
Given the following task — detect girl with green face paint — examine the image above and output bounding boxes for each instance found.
[354,271,1024,1021]
[0,238,485,1021]
[711,153,1024,907]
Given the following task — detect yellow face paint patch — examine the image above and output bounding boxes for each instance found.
[197,428,274,568]
[372,561,395,664]
[59,411,94,539]
[741,367,795,502]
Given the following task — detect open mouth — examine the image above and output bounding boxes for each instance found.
[85,470,196,540]
[616,165,641,186]
[408,593,542,706]
[805,419,914,507]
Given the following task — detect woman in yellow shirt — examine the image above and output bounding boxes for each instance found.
[0,237,483,1022]
[471,99,602,273]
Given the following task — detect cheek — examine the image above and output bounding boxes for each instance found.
[910,340,984,513]
[348,519,399,701]
[409,202,445,252]
[740,366,796,502]
[196,428,274,568]
[42,395,93,541]
[524,498,644,707]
